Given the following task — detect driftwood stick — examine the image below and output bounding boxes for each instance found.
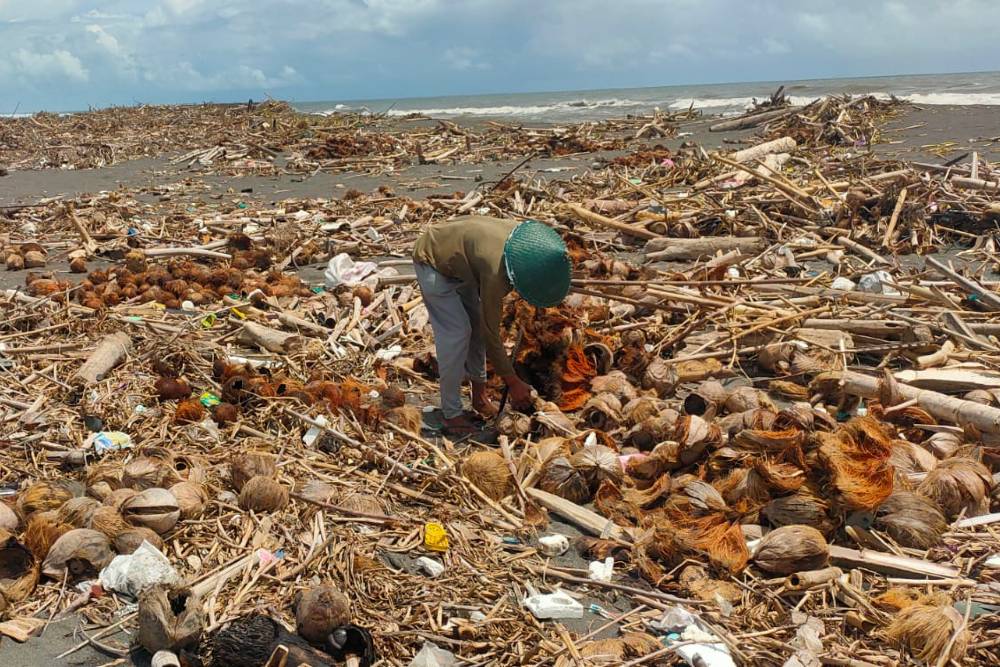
[72,332,132,385]
[925,255,1000,311]
[564,203,659,240]
[644,236,764,261]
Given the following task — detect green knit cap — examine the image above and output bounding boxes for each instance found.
[503,220,571,308]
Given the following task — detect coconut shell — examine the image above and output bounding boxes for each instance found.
[23,511,72,560]
[17,480,75,518]
[105,487,139,511]
[0,502,19,533]
[580,393,624,430]
[916,457,992,519]
[173,398,205,423]
[69,256,88,273]
[0,530,39,608]
[590,371,637,402]
[56,496,102,528]
[169,482,209,520]
[154,377,191,401]
[138,585,204,653]
[622,396,663,426]
[753,525,829,575]
[294,584,351,645]
[88,506,130,539]
[41,528,113,580]
[874,491,947,549]
[238,476,289,513]
[462,451,513,501]
[114,527,164,554]
[230,453,277,492]
[122,488,181,534]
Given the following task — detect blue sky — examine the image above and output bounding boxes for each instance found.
[1,0,997,112]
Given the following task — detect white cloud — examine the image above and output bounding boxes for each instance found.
[10,48,89,82]
[763,38,790,55]
[86,24,123,56]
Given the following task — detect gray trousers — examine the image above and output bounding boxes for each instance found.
[414,262,487,419]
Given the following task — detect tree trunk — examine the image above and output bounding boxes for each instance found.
[730,136,796,163]
[815,369,1000,434]
[73,332,132,384]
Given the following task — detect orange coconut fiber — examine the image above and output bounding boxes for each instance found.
[557,342,598,411]
[818,416,895,511]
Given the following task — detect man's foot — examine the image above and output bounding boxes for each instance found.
[442,413,481,437]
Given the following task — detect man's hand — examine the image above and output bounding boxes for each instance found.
[503,374,534,411]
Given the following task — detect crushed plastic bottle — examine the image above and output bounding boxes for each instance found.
[538,534,570,557]
[588,557,614,582]
[857,270,900,296]
[522,586,584,619]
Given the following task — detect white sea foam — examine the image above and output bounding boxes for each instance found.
[902,92,1000,106]
[381,98,645,117]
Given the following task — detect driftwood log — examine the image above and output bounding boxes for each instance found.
[709,106,801,132]
[73,332,132,385]
[815,370,1000,434]
[644,236,764,261]
[238,321,303,354]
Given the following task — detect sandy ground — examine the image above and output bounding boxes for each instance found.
[0,103,995,665]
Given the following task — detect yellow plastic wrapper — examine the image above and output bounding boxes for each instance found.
[424,522,449,552]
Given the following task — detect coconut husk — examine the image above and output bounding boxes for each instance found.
[538,457,591,504]
[580,392,624,431]
[230,452,278,492]
[673,415,722,466]
[626,412,676,450]
[173,398,205,423]
[56,496,102,528]
[677,564,743,603]
[590,371,637,402]
[762,491,833,535]
[462,451,513,501]
[570,445,623,492]
[169,482,208,520]
[682,379,729,418]
[889,440,938,476]
[113,527,164,554]
[385,405,422,433]
[773,403,815,431]
[578,639,626,662]
[670,476,730,516]
[23,511,73,560]
[752,525,829,575]
[41,528,113,580]
[294,584,351,645]
[497,411,532,438]
[0,503,20,533]
[122,488,181,534]
[714,468,770,508]
[122,456,179,490]
[916,457,992,519]
[16,480,75,518]
[885,603,969,665]
[0,530,39,609]
[173,454,209,484]
[874,491,947,548]
[339,493,386,516]
[768,379,811,401]
[817,417,895,511]
[138,584,204,653]
[925,431,963,459]
[85,461,123,491]
[724,386,774,414]
[620,396,663,427]
[88,506,130,539]
[238,476,289,513]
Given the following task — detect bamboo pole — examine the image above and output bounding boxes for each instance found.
[563,203,660,240]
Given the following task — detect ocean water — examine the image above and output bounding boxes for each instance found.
[294,71,1000,122]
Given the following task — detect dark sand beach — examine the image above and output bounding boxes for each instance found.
[2,98,1000,666]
